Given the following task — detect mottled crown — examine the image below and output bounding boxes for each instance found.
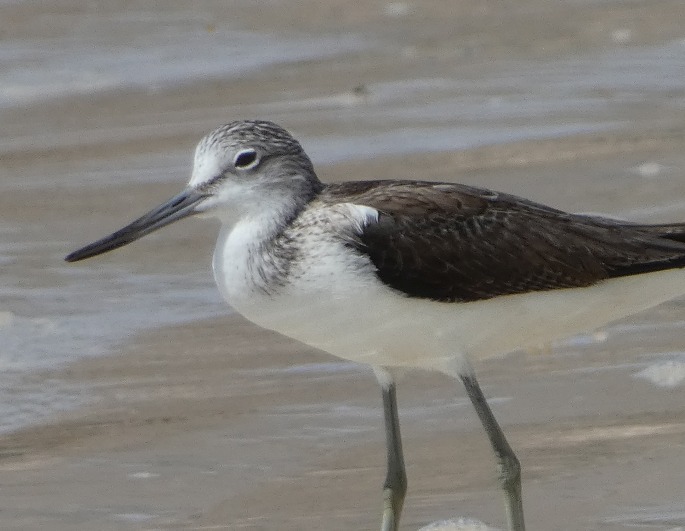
[196,120,307,159]
[191,119,321,201]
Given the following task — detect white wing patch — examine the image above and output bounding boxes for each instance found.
[343,203,380,234]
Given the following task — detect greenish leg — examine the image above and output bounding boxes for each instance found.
[378,377,407,531]
[461,374,526,531]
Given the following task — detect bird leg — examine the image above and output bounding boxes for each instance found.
[378,374,407,531]
[460,374,525,531]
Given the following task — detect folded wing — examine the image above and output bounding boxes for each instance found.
[321,181,685,302]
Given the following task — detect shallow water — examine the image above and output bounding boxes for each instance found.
[0,6,367,108]
[0,3,684,528]
[1,0,685,433]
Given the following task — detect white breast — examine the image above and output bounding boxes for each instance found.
[213,203,685,378]
[212,202,380,311]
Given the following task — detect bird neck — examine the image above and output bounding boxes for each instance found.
[213,203,301,300]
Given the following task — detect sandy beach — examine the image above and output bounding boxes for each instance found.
[2,0,685,529]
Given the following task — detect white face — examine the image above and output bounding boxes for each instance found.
[187,135,268,222]
[186,127,316,226]
[65,120,320,263]
[189,133,261,183]
[188,141,223,190]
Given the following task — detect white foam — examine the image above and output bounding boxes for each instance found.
[630,161,670,178]
[418,518,501,531]
[635,359,685,388]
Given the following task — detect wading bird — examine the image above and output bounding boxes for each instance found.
[67,120,685,531]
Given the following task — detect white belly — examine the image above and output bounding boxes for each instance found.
[217,242,685,376]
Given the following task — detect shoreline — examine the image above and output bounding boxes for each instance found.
[2,0,684,528]
[3,130,685,528]
[3,294,685,530]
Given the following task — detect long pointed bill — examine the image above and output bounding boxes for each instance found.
[65,188,207,262]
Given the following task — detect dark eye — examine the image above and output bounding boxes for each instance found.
[233,148,258,169]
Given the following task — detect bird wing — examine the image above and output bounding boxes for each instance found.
[320,180,685,302]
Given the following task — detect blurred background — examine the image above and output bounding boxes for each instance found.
[1,1,685,529]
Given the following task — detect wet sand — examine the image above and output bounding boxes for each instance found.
[2,0,685,529]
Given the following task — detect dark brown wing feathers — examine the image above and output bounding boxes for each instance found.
[320,181,685,302]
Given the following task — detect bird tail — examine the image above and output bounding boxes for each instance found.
[629,223,685,244]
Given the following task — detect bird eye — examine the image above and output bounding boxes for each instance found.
[233,149,259,169]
